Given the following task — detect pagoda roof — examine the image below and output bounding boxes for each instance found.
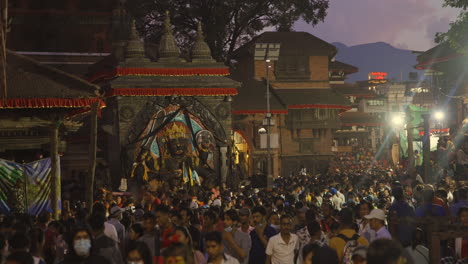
[231,31,337,59]
[340,112,383,126]
[415,43,464,70]
[1,50,104,109]
[330,61,359,74]
[88,55,241,97]
[232,79,287,114]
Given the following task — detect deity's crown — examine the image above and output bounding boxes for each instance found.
[163,122,187,140]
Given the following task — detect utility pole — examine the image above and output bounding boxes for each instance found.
[254,43,280,190]
[422,114,430,183]
[406,107,414,173]
[265,59,272,189]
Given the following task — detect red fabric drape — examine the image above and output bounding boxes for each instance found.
[288,104,351,110]
[106,88,238,97]
[232,110,288,115]
[0,98,106,109]
[116,67,230,76]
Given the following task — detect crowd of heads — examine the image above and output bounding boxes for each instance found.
[0,149,467,264]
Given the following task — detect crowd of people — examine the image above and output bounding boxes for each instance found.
[0,150,467,264]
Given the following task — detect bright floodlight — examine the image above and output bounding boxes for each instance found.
[434,111,444,121]
[258,127,267,134]
[392,116,404,126]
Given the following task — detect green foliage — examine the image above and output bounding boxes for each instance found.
[126,0,329,62]
[436,0,468,54]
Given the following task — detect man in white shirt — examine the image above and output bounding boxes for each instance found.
[265,214,298,264]
[365,209,392,242]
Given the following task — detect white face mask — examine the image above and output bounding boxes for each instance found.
[74,239,91,257]
[271,224,280,230]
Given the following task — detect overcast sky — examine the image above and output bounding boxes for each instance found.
[294,0,461,51]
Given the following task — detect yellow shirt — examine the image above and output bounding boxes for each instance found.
[329,229,369,262]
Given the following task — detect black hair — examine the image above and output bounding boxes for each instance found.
[6,251,34,264]
[130,223,144,238]
[126,241,153,264]
[457,206,468,217]
[155,205,171,215]
[142,212,155,220]
[174,226,193,246]
[312,246,338,264]
[65,225,94,259]
[91,202,106,215]
[224,209,240,222]
[279,214,292,222]
[307,220,322,237]
[9,232,30,250]
[205,231,222,245]
[339,208,354,227]
[88,212,106,231]
[302,243,320,261]
[252,206,267,216]
[203,210,218,222]
[367,239,404,264]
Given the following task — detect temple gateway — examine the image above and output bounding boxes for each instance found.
[88,12,240,191]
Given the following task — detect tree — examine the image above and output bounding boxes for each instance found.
[436,0,468,54]
[126,0,329,62]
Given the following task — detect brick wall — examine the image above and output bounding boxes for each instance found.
[309,56,329,81]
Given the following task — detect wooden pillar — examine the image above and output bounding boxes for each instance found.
[50,123,60,220]
[86,102,99,213]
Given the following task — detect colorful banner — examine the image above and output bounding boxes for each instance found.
[0,158,59,215]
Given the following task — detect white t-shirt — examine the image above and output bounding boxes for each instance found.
[265,233,298,264]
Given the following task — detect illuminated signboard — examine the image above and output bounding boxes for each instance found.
[368,72,388,84]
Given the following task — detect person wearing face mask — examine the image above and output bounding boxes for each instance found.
[267,212,280,233]
[60,227,110,264]
[222,210,251,264]
[126,241,152,264]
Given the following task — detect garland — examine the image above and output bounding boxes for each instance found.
[116,67,230,76]
[106,88,238,97]
[232,110,288,115]
[288,104,352,110]
[0,98,106,109]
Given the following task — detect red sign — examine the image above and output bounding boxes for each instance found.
[369,72,388,80]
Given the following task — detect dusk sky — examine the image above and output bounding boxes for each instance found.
[294,0,461,51]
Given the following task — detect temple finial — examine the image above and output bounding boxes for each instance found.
[158,11,183,62]
[192,21,214,63]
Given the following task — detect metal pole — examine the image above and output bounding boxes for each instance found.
[266,57,272,189]
[406,107,414,173]
[422,114,430,183]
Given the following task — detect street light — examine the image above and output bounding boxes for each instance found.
[391,115,404,126]
[434,111,445,121]
[258,127,266,134]
[254,43,281,190]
